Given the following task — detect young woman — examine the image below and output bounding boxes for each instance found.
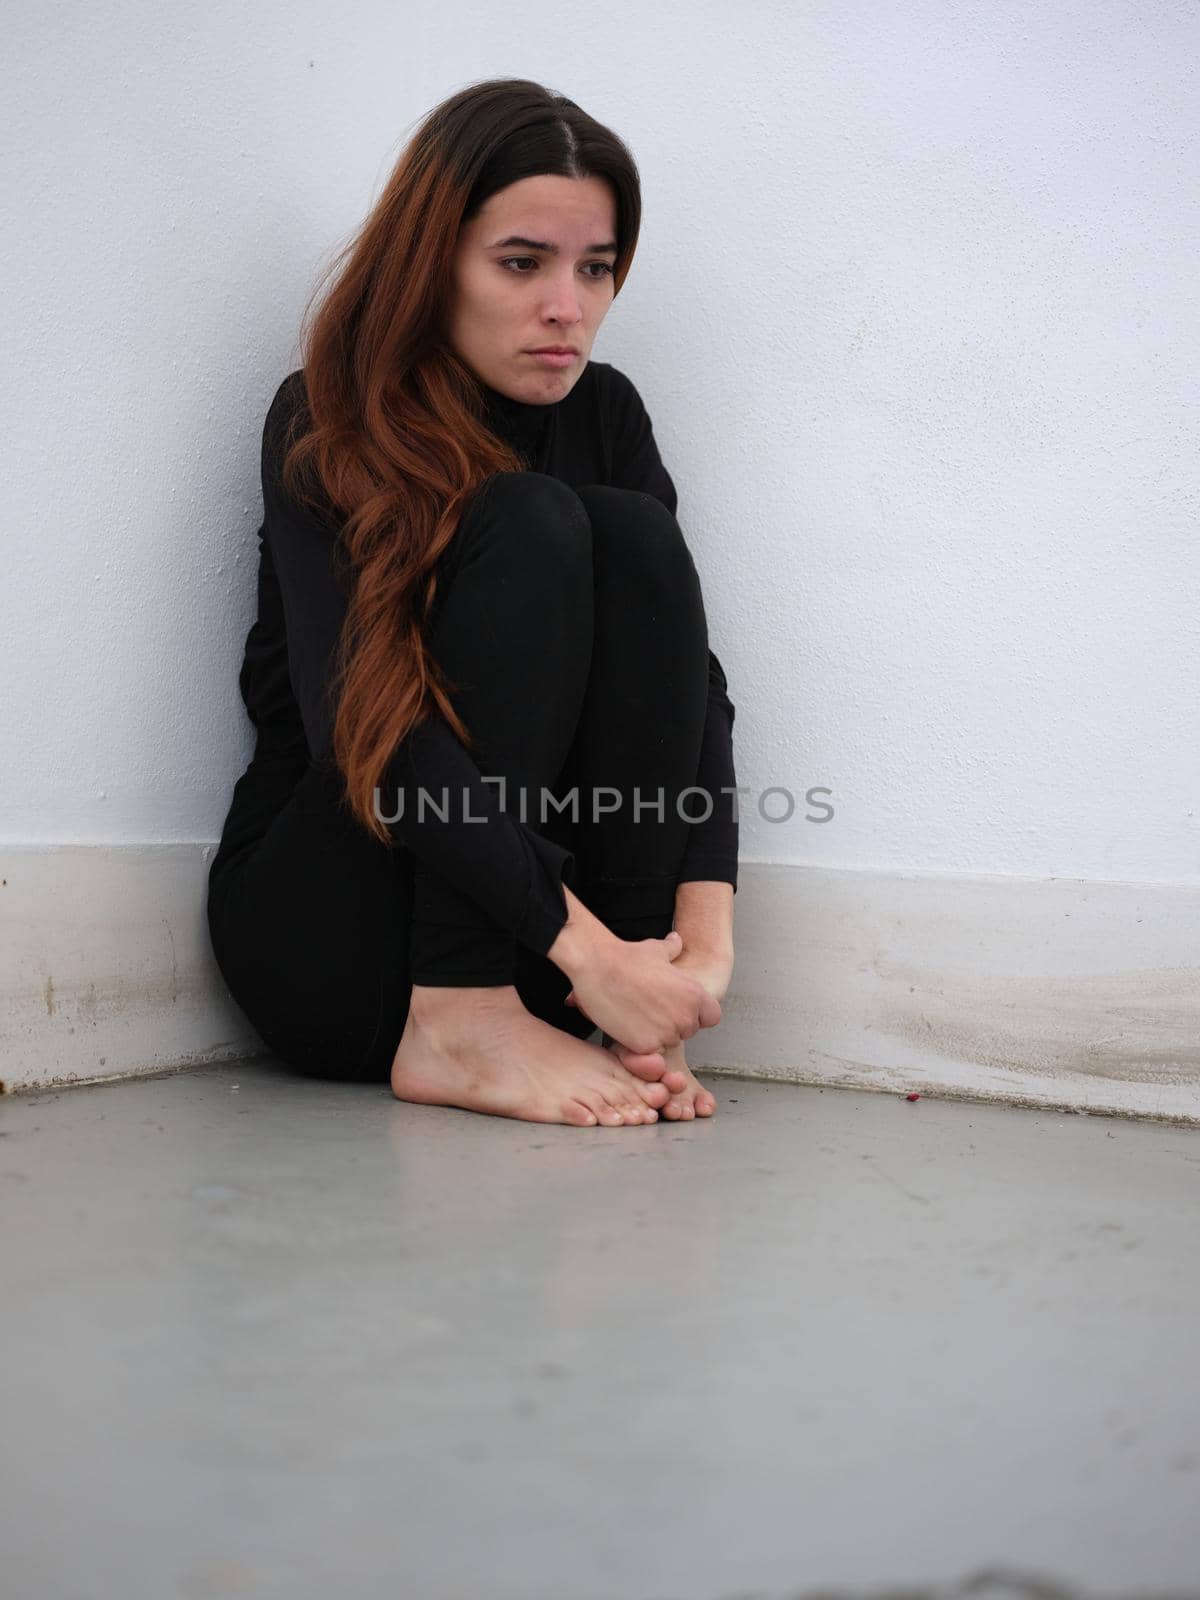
[207,78,739,1128]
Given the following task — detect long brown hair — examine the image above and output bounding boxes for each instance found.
[277,77,643,844]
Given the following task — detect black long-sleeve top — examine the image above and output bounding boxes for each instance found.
[234,359,738,956]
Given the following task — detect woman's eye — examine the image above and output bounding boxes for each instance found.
[499,257,613,278]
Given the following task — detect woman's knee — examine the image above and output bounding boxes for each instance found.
[471,470,593,562]
[574,483,696,584]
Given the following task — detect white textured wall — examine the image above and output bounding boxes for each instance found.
[4,0,1197,885]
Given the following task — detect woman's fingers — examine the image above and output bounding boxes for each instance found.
[563,932,721,1056]
[566,972,719,1039]
[698,991,722,1028]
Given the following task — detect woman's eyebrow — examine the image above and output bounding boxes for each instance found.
[487,234,619,256]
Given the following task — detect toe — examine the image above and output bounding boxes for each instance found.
[601,1089,647,1125]
[619,1050,668,1081]
[636,1079,670,1109]
[661,1096,683,1119]
[604,1053,667,1114]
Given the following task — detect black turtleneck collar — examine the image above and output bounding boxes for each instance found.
[478,378,560,462]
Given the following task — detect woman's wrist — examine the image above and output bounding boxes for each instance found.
[547,880,734,979]
[545,885,617,980]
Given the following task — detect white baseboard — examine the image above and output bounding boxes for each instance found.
[0,845,268,1094]
[688,862,1200,1127]
[3,848,1198,1125]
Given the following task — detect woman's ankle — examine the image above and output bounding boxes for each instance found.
[408,981,521,1023]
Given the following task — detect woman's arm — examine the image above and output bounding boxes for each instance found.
[601,364,740,947]
[673,647,739,891]
[673,880,734,959]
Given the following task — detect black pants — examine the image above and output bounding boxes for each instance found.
[207,472,710,1083]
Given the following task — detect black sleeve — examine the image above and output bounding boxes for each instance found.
[236,531,310,757]
[258,373,575,955]
[603,366,740,890]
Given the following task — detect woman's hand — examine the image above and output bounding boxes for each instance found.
[568,935,735,1074]
[665,941,734,1006]
[561,928,722,1057]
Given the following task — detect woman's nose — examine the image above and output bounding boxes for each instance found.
[542,279,583,324]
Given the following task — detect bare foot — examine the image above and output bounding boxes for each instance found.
[656,1041,718,1120]
[392,985,670,1127]
[597,1031,714,1117]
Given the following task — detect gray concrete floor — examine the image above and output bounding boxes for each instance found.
[1,1060,1198,1600]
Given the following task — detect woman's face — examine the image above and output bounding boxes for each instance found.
[446,172,618,404]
